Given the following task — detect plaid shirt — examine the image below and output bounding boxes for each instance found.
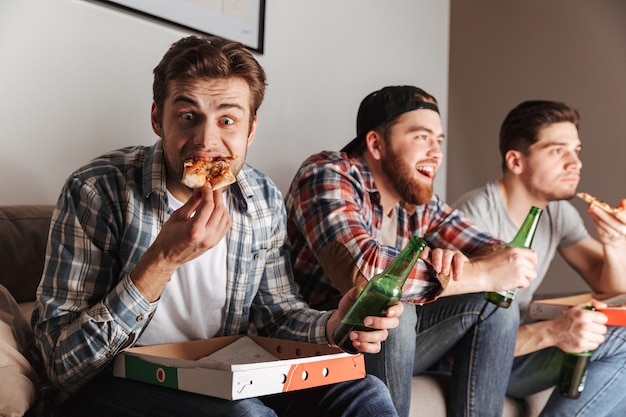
[286,151,502,308]
[33,141,330,394]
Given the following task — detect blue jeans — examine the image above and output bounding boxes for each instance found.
[365,292,519,417]
[58,368,398,417]
[508,325,626,417]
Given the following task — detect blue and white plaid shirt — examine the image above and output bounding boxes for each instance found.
[33,141,331,394]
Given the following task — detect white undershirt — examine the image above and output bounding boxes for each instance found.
[380,207,398,246]
[136,191,228,345]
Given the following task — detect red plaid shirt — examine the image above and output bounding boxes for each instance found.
[286,151,503,307]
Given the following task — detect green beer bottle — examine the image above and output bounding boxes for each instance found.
[332,236,428,354]
[556,306,596,399]
[484,206,543,308]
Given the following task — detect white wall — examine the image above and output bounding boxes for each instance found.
[1,0,449,204]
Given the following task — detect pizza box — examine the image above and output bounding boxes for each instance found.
[113,335,365,400]
[528,293,626,326]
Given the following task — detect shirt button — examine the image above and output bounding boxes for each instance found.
[136,314,145,322]
[254,253,259,260]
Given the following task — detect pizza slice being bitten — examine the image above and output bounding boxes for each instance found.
[181,156,236,190]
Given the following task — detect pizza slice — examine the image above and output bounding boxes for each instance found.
[576,192,624,214]
[181,156,236,190]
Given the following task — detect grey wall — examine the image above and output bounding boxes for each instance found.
[0,0,450,204]
[448,0,626,296]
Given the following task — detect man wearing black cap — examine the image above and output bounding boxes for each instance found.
[285,86,538,417]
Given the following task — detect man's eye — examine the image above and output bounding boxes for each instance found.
[222,117,235,125]
[182,112,195,121]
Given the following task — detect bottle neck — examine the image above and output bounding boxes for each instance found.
[508,206,542,249]
[380,237,427,283]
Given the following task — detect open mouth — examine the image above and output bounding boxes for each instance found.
[416,166,435,181]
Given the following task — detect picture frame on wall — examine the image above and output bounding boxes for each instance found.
[90,0,266,53]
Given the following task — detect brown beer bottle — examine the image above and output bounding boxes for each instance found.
[332,236,427,354]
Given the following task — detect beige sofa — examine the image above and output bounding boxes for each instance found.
[409,372,551,416]
[0,205,551,416]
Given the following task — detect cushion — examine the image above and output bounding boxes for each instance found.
[0,285,39,417]
[0,205,54,304]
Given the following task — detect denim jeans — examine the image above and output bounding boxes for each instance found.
[58,368,398,417]
[508,325,626,417]
[365,292,519,417]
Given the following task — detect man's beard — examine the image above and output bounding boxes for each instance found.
[381,148,434,206]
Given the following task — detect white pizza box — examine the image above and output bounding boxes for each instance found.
[113,335,365,400]
[528,293,626,326]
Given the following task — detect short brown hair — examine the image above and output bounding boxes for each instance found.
[499,100,580,171]
[152,35,267,127]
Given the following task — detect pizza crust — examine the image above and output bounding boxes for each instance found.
[576,192,623,214]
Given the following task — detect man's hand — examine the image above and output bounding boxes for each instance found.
[470,247,538,292]
[441,246,537,296]
[155,185,232,264]
[326,287,404,354]
[130,185,232,301]
[550,301,608,353]
[588,200,626,246]
[421,247,469,281]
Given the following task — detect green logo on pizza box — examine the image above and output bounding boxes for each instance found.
[124,355,179,389]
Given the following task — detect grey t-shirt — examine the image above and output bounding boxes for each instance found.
[453,181,589,322]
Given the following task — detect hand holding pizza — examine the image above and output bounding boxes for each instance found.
[130,185,232,302]
[158,186,232,263]
[578,192,626,245]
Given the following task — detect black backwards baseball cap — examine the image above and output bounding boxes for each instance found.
[341,85,440,154]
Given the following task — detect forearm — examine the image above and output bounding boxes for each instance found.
[130,242,181,302]
[34,274,155,393]
[515,321,558,357]
[596,240,626,292]
[439,261,497,296]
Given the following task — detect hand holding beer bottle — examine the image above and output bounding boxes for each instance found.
[332,236,428,354]
[484,206,543,308]
[556,306,596,399]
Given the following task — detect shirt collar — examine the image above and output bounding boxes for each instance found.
[143,140,168,200]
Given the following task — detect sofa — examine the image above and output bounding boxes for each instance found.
[0,204,552,417]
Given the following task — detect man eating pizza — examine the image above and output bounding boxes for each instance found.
[454,99,626,416]
[31,35,402,417]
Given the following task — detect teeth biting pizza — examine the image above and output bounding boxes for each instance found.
[576,192,625,214]
[181,156,236,190]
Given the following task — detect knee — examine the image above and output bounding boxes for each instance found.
[482,301,520,333]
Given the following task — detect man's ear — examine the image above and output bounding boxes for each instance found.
[365,131,384,160]
[151,103,162,137]
[505,150,524,174]
[247,114,258,147]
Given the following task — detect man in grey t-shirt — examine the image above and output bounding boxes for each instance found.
[454,100,626,416]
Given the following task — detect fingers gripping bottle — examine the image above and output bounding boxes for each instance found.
[556,306,596,399]
[332,236,428,354]
[484,206,543,308]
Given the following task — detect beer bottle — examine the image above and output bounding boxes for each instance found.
[556,306,596,399]
[484,206,543,308]
[332,236,427,354]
